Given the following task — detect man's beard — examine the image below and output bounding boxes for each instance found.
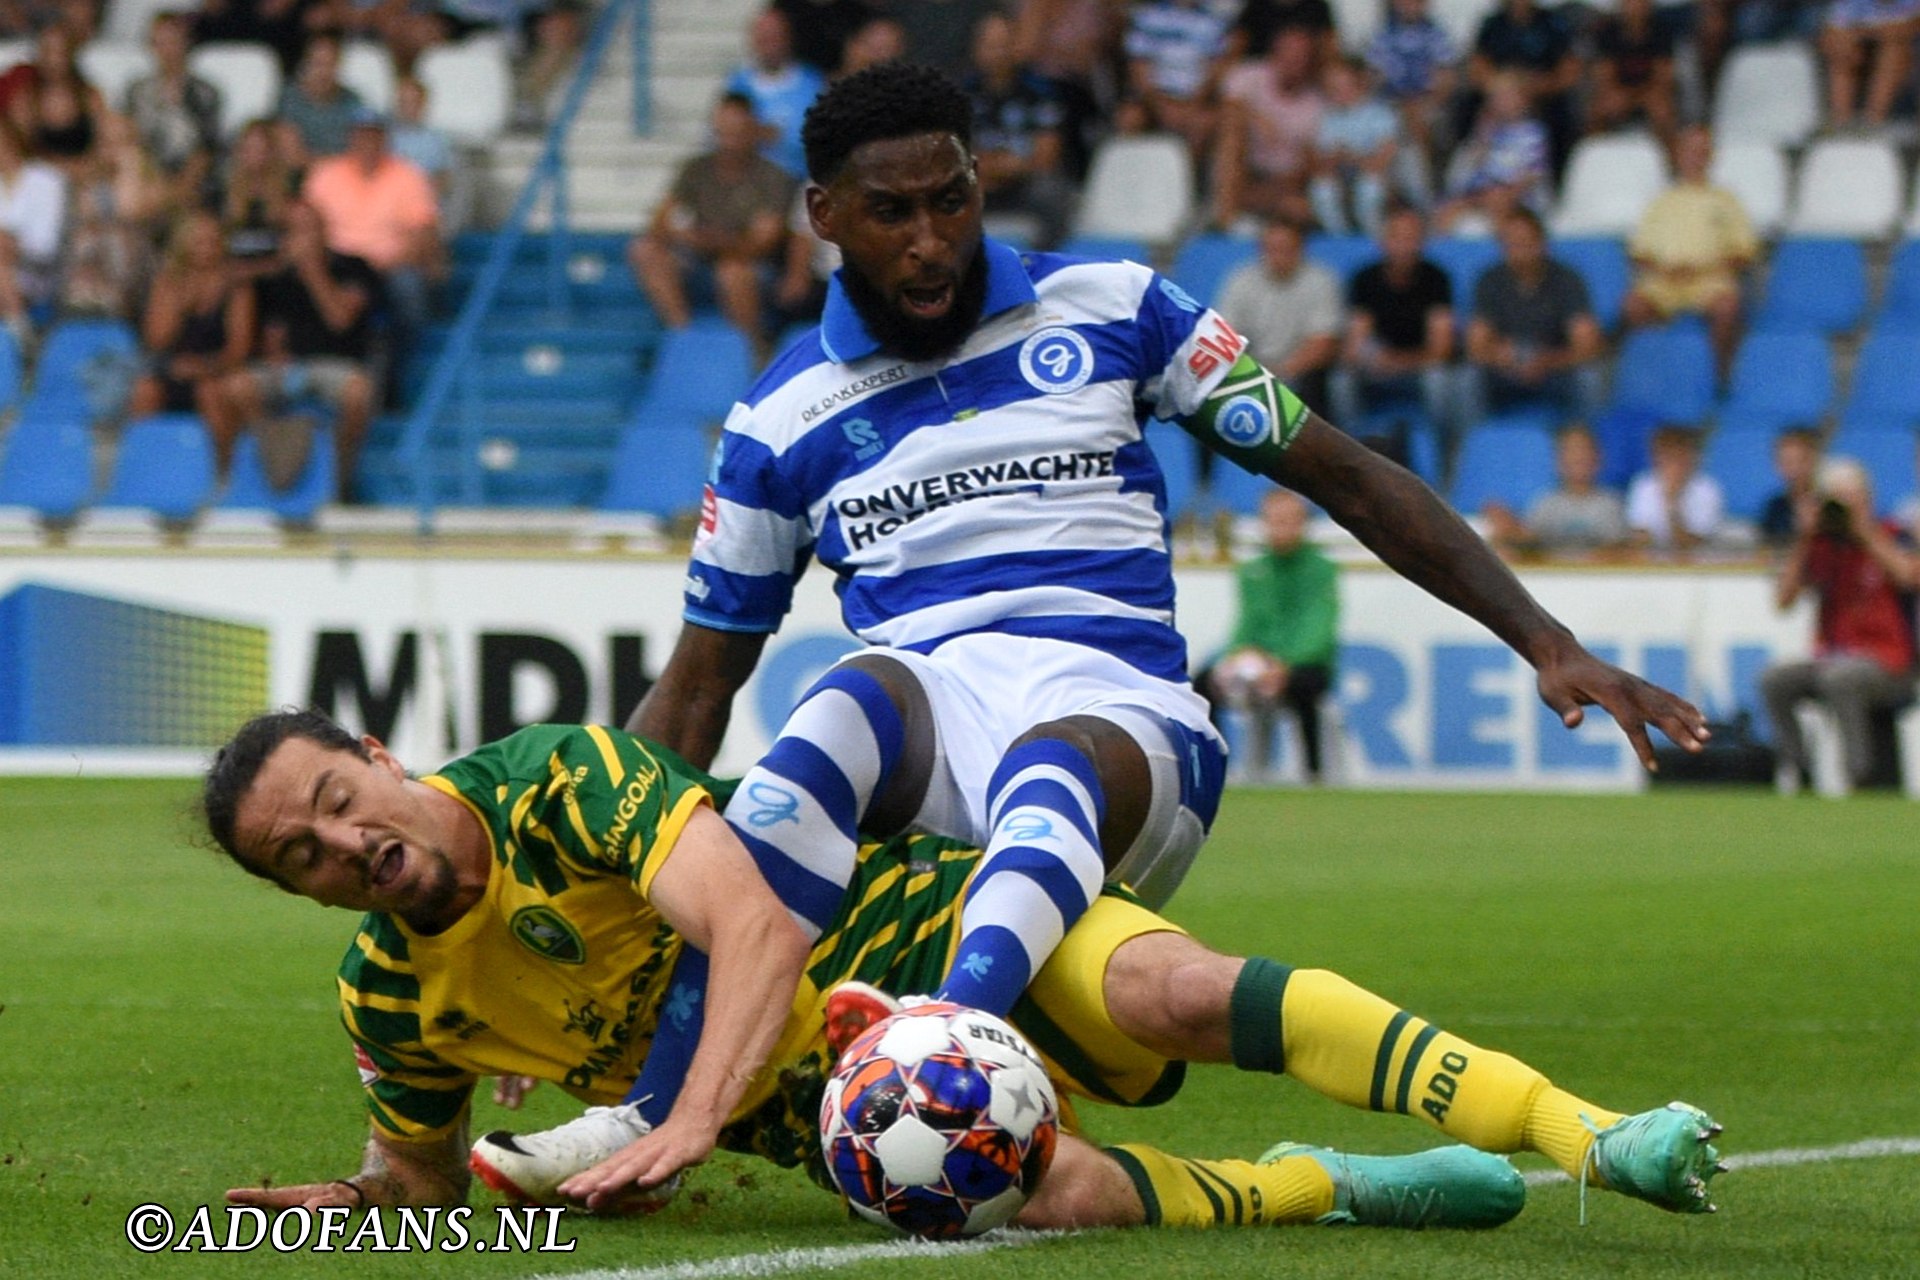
[840,249,989,363]
[400,846,462,934]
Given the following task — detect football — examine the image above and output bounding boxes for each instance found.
[820,1001,1059,1239]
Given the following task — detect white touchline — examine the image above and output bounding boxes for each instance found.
[526,1137,1920,1280]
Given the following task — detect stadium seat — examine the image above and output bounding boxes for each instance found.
[340,40,396,113]
[219,429,336,524]
[634,320,753,424]
[78,41,152,109]
[1304,232,1379,285]
[1073,134,1195,245]
[599,416,714,519]
[1552,237,1631,330]
[1145,420,1199,521]
[1826,424,1918,517]
[96,414,216,522]
[0,418,94,521]
[1844,328,1920,423]
[1610,322,1716,424]
[419,35,511,144]
[1878,241,1920,327]
[0,324,22,415]
[1430,0,1499,47]
[189,42,281,138]
[1448,423,1557,514]
[1713,43,1821,148]
[1703,428,1782,522]
[1551,133,1669,237]
[1707,141,1789,237]
[1718,332,1834,433]
[1787,139,1903,238]
[1170,233,1258,306]
[0,38,25,73]
[1753,239,1869,335]
[1208,454,1274,517]
[1333,0,1385,50]
[23,319,140,421]
[1426,237,1502,317]
[104,0,183,42]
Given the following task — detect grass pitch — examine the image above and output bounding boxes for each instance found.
[2,779,1916,1278]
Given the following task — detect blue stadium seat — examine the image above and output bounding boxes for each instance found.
[1704,428,1783,521]
[1055,235,1151,265]
[1448,424,1557,514]
[1753,239,1869,335]
[1169,233,1257,307]
[1718,331,1834,433]
[1425,238,1503,317]
[1304,232,1379,285]
[0,417,93,520]
[24,318,139,419]
[1551,237,1631,330]
[1826,424,1918,517]
[99,414,216,521]
[0,325,22,414]
[1208,454,1273,516]
[1844,328,1920,424]
[1146,420,1198,522]
[635,320,754,423]
[1611,321,1716,423]
[600,414,714,518]
[220,429,336,523]
[1878,240,1920,328]
[1592,405,1662,489]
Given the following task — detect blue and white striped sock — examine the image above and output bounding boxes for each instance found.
[937,739,1107,1015]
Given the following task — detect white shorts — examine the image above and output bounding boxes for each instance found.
[833,633,1228,908]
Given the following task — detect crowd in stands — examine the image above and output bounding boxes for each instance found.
[0,0,580,502]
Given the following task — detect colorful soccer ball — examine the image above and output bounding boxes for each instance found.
[820,1001,1059,1239]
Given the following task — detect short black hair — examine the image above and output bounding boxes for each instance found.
[801,60,973,184]
[202,707,368,882]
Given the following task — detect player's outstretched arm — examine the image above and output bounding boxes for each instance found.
[558,804,811,1210]
[226,1128,470,1210]
[1263,412,1707,769]
[625,623,769,769]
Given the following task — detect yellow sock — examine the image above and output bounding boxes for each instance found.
[1229,959,1613,1159]
[1105,1144,1334,1227]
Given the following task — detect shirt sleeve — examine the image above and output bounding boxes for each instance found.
[685,401,812,632]
[1625,475,1663,534]
[1134,267,1250,420]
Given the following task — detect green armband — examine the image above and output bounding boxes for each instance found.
[1176,352,1310,474]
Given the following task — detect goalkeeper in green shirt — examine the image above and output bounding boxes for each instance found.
[1202,488,1340,781]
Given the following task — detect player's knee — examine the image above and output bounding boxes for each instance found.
[1105,932,1235,1058]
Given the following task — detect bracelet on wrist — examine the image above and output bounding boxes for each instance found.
[332,1179,365,1208]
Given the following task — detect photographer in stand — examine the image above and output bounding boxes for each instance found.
[1760,458,1919,793]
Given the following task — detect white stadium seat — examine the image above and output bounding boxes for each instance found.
[1333,0,1385,52]
[0,38,29,74]
[341,41,396,115]
[79,41,154,113]
[105,0,194,43]
[418,35,511,146]
[1714,43,1821,147]
[1072,135,1195,244]
[1430,0,1498,49]
[1899,163,1920,234]
[1551,132,1669,236]
[1788,138,1903,238]
[1708,140,1789,237]
[189,42,282,138]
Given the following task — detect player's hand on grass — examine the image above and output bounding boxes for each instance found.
[491,1075,541,1109]
[1535,643,1710,770]
[226,1179,363,1211]
[558,1115,714,1212]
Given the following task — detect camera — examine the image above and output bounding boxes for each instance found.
[1817,498,1853,540]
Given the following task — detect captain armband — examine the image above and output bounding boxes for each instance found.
[1175,352,1310,475]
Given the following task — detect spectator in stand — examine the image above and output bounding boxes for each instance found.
[1762,456,1918,791]
[194,0,317,77]
[1366,0,1456,183]
[302,110,442,375]
[891,0,1002,80]
[773,183,834,331]
[1484,424,1631,557]
[1462,207,1604,429]
[514,2,590,132]
[775,0,876,75]
[1198,488,1340,783]
[1119,0,1236,161]
[1217,215,1342,414]
[1010,0,1124,179]
[965,13,1072,248]
[60,111,166,319]
[126,11,223,211]
[0,117,64,340]
[1822,0,1920,131]
[1330,205,1452,441]
[128,210,255,471]
[1464,0,1579,177]
[389,76,455,198]
[1623,124,1758,380]
[726,8,827,178]
[0,23,106,173]
[838,15,906,76]
[221,201,382,500]
[223,118,303,270]
[1436,70,1548,232]
[1588,0,1678,141]
[1309,55,1400,237]
[1759,426,1823,549]
[279,33,367,159]
[1627,426,1725,553]
[1233,0,1336,63]
[1213,26,1323,230]
[627,93,793,359]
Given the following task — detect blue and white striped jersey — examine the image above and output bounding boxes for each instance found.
[684,238,1251,684]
